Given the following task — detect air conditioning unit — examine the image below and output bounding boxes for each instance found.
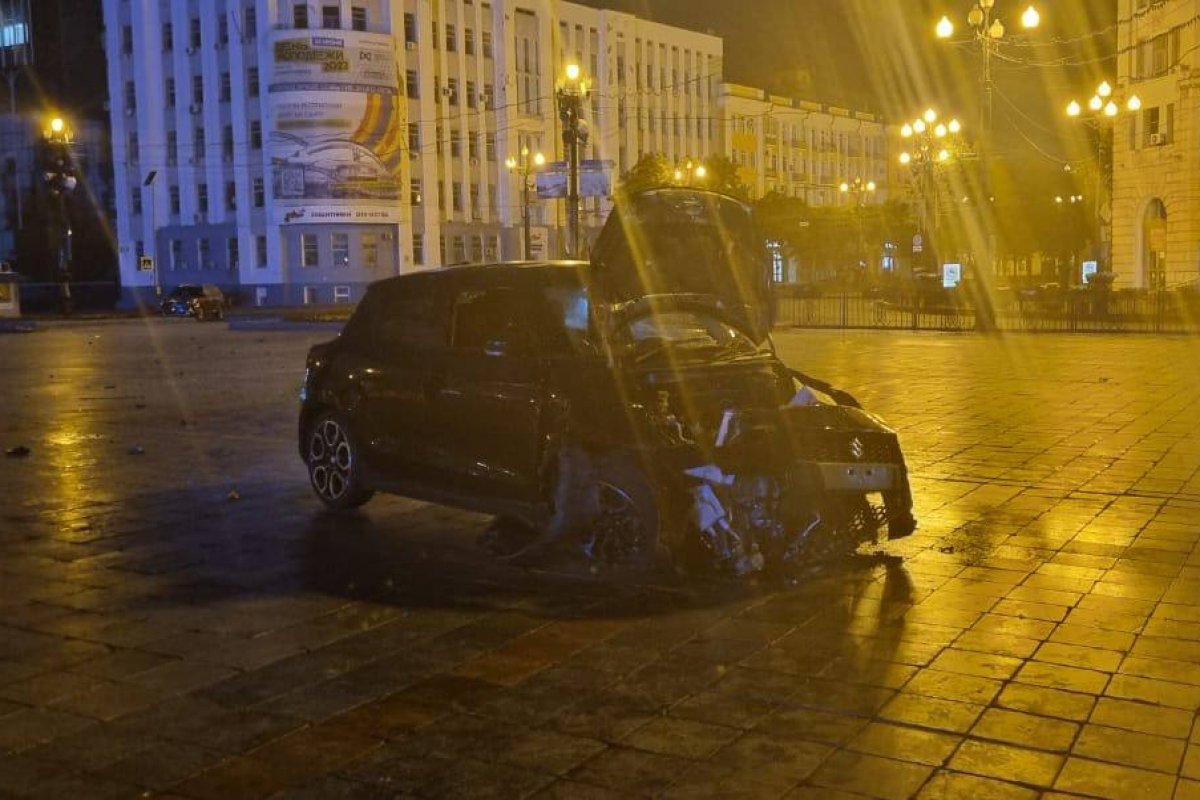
[405,41,416,50]
[190,104,202,115]
[1149,132,1167,146]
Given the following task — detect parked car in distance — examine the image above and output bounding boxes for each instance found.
[298,188,916,576]
[161,284,226,321]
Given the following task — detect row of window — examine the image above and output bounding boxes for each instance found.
[407,72,494,108]
[420,16,494,57]
[123,67,260,114]
[126,120,263,167]
[291,3,369,32]
[131,178,266,218]
[128,11,258,56]
[297,233,381,269]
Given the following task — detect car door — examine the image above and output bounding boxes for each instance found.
[353,275,449,480]
[427,276,544,502]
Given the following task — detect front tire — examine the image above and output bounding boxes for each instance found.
[306,412,374,511]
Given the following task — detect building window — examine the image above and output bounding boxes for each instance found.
[189,17,201,49]
[333,285,351,303]
[447,77,458,105]
[197,183,209,214]
[453,235,466,263]
[222,125,234,160]
[452,182,463,212]
[192,75,203,104]
[406,69,418,99]
[193,127,205,162]
[465,28,474,55]
[482,31,492,58]
[220,72,231,102]
[412,233,424,265]
[218,15,228,45]
[483,83,493,109]
[253,177,264,207]
[321,5,340,29]
[256,235,267,268]
[404,13,417,44]
[170,239,183,270]
[124,81,136,112]
[225,181,237,210]
[351,6,367,31]
[244,8,257,39]
[466,80,477,109]
[362,233,378,267]
[446,23,456,51]
[303,286,318,304]
[198,238,210,268]
[162,22,173,51]
[250,120,262,150]
[165,78,175,107]
[471,235,483,262]
[331,233,349,266]
[450,128,461,156]
[127,132,139,161]
[131,188,142,215]
[247,67,259,97]
[169,185,180,214]
[121,25,133,54]
[227,237,239,269]
[410,178,422,205]
[468,133,478,160]
[293,4,309,28]
[301,234,319,267]
[439,234,446,263]
[485,133,496,161]
[408,123,420,155]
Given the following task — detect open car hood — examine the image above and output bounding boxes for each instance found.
[589,188,773,343]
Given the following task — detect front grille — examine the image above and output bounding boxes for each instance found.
[793,430,900,463]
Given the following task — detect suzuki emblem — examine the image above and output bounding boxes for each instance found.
[850,437,864,460]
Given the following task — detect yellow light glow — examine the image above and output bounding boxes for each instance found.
[937,149,950,162]
[1066,100,1081,117]
[839,182,850,192]
[923,108,937,123]
[1097,80,1112,98]
[1104,101,1118,117]
[913,119,927,134]
[694,164,707,178]
[901,123,913,138]
[935,16,954,38]
[948,118,961,133]
[1127,95,1142,111]
[1021,5,1040,29]
[673,169,683,181]
[50,117,65,133]
[866,181,876,191]
[505,156,517,169]
[988,19,1005,39]
[533,152,546,166]
[935,123,947,138]
[1055,196,1063,203]
[899,152,911,165]
[565,63,581,82]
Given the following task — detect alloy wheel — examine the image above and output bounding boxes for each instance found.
[308,418,354,502]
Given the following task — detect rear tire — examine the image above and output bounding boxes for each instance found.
[305,412,374,511]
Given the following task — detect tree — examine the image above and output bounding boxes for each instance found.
[616,153,673,196]
[616,153,750,201]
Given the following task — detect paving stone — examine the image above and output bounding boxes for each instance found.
[915,770,1039,800]
[846,721,961,766]
[621,716,740,759]
[568,745,691,795]
[1088,697,1193,739]
[970,708,1079,752]
[1072,724,1185,774]
[878,693,985,734]
[808,750,934,800]
[1055,756,1178,799]
[948,740,1064,788]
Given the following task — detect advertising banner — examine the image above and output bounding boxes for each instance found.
[535,160,613,199]
[269,31,404,223]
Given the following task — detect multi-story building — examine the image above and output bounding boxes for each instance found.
[1112,0,1199,288]
[103,0,721,307]
[718,83,891,206]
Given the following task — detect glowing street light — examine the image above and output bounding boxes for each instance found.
[506,146,546,259]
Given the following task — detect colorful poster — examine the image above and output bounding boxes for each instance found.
[269,31,403,223]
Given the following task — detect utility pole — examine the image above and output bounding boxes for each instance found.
[557,63,588,258]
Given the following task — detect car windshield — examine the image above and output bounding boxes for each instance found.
[623,310,761,364]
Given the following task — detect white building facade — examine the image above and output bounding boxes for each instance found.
[1113,0,1200,288]
[718,83,891,206]
[103,0,721,306]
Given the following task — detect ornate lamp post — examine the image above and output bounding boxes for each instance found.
[671,159,707,186]
[42,115,77,314]
[557,63,589,258]
[898,109,964,242]
[1066,80,1141,273]
[936,1,1041,134]
[505,147,545,260]
[839,177,877,273]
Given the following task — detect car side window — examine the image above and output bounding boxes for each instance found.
[450,286,531,354]
[373,282,446,353]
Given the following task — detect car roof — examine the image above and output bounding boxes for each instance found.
[374,261,588,290]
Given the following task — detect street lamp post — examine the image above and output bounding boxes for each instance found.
[505,147,545,260]
[672,159,708,186]
[839,177,877,274]
[1066,81,1141,272]
[899,110,964,243]
[557,63,589,258]
[42,115,77,315]
[936,1,1040,135]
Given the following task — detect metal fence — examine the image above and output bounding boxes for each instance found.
[773,290,1200,334]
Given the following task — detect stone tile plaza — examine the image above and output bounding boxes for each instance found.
[2,321,1200,797]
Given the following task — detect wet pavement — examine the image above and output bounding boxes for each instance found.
[2,319,1200,799]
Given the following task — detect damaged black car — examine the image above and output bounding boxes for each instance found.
[299,188,915,576]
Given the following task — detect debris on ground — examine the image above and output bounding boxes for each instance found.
[127,445,145,455]
[226,489,241,502]
[5,445,30,458]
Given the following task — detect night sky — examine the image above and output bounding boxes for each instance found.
[577,0,1118,164]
